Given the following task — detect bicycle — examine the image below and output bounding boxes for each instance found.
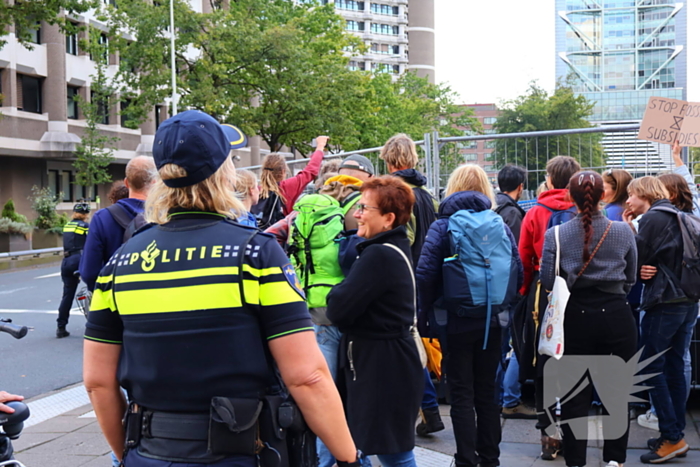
[0,319,30,467]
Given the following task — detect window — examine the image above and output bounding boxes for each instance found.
[346,20,365,32]
[91,33,109,62]
[371,3,399,15]
[155,105,165,129]
[48,169,78,202]
[371,23,399,35]
[91,91,109,124]
[336,0,364,10]
[483,117,497,125]
[371,43,400,55]
[66,25,78,55]
[458,141,477,149]
[484,140,497,149]
[463,153,478,161]
[483,165,495,172]
[371,63,398,74]
[67,86,79,119]
[19,21,41,44]
[349,61,365,71]
[121,99,136,128]
[16,75,42,114]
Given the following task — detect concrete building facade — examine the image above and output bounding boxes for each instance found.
[328,0,435,83]
[0,10,165,219]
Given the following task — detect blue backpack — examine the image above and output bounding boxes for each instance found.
[536,203,577,229]
[442,209,519,348]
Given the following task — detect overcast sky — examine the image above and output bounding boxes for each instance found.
[434,0,699,106]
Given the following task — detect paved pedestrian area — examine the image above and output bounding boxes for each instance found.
[10,384,700,466]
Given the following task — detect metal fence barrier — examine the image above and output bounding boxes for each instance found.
[0,247,63,260]
[233,123,692,199]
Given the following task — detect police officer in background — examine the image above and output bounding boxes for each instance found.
[56,201,90,338]
[83,110,364,467]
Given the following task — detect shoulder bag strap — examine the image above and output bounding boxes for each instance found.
[577,221,613,278]
[554,225,562,277]
[382,243,417,319]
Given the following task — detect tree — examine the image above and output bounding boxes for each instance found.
[348,72,480,176]
[72,27,118,199]
[493,81,605,189]
[0,0,93,48]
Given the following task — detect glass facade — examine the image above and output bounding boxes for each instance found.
[556,0,686,121]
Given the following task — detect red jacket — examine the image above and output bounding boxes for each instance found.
[518,189,574,295]
[279,150,324,215]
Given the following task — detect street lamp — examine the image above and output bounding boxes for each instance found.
[169,0,178,115]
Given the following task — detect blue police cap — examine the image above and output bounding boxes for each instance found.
[153,110,247,188]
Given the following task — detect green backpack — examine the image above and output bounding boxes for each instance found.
[289,193,357,308]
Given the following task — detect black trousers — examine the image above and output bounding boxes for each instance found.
[58,254,80,327]
[557,292,637,466]
[447,328,502,467]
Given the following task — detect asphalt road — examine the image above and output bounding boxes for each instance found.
[0,261,86,399]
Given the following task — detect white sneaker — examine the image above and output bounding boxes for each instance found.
[637,410,659,431]
[605,462,623,467]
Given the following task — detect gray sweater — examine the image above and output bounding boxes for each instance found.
[540,213,637,296]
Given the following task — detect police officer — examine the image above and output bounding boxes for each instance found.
[83,110,364,467]
[57,201,90,338]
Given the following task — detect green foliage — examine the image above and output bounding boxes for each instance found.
[73,26,118,198]
[28,186,66,230]
[0,0,94,48]
[493,81,605,189]
[0,218,33,236]
[1,199,28,224]
[100,0,468,162]
[348,73,479,176]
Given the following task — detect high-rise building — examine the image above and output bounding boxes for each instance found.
[328,0,435,83]
[555,0,687,173]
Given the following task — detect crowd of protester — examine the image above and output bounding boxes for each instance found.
[26,109,699,467]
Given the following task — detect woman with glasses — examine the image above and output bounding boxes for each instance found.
[327,176,423,467]
[601,169,633,221]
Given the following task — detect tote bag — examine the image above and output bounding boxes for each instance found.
[538,225,569,360]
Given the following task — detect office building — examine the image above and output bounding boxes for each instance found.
[329,0,435,83]
[460,104,499,180]
[555,0,687,173]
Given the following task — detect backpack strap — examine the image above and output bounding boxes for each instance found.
[106,204,134,230]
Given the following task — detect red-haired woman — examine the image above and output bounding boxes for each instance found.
[327,176,423,467]
[539,171,637,467]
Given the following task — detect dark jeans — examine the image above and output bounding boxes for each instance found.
[640,301,697,443]
[447,328,502,467]
[58,254,81,327]
[554,293,637,466]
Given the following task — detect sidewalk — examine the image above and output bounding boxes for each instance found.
[11,386,700,466]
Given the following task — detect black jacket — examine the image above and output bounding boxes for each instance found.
[636,199,690,310]
[392,169,438,266]
[495,192,526,242]
[326,226,423,455]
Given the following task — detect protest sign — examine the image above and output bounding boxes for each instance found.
[638,97,700,147]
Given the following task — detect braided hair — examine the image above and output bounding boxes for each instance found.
[568,171,604,263]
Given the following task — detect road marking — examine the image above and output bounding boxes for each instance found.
[0,287,32,295]
[0,308,84,316]
[25,385,90,428]
[35,272,61,279]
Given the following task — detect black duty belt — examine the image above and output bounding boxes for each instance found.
[142,410,209,441]
[64,249,83,258]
